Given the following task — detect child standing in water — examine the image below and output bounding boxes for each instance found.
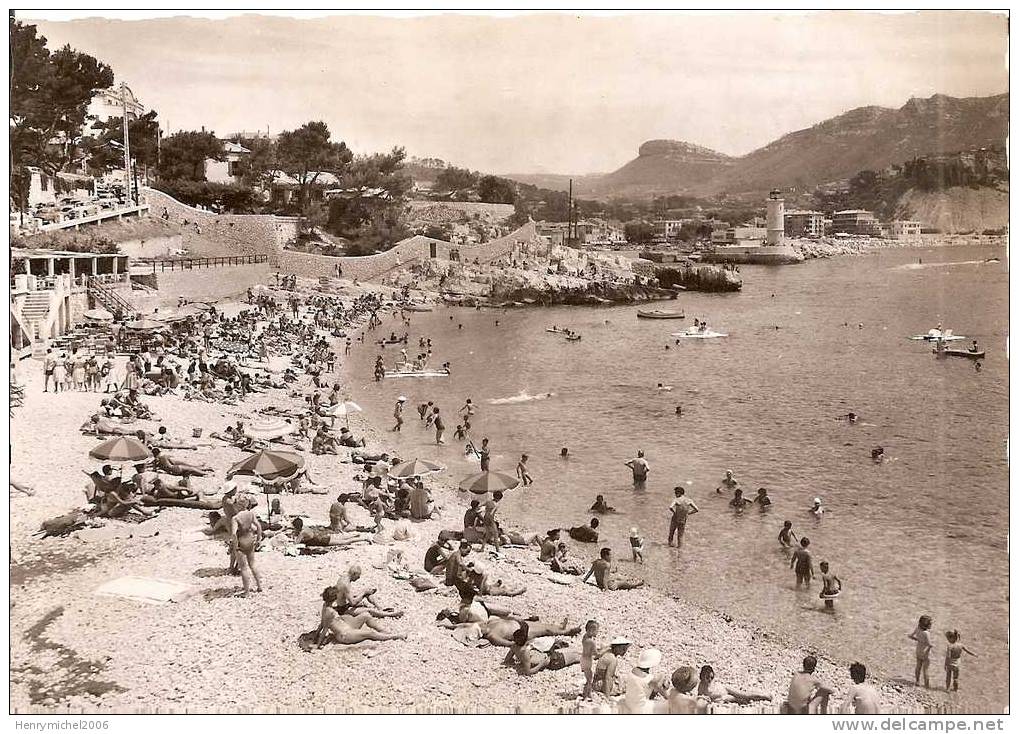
[908,615,934,688]
[629,527,645,563]
[778,520,798,548]
[818,561,842,609]
[944,630,977,692]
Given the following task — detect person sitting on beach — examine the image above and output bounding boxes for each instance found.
[312,426,339,455]
[337,427,366,448]
[329,495,353,531]
[84,464,121,504]
[842,662,881,714]
[583,548,645,591]
[538,529,561,562]
[150,447,212,477]
[98,483,156,519]
[668,666,708,714]
[568,518,600,543]
[443,541,472,587]
[590,495,615,514]
[781,656,832,714]
[550,542,584,576]
[409,481,437,520]
[466,560,526,597]
[333,565,403,619]
[592,638,632,696]
[698,664,773,707]
[463,499,484,533]
[316,587,406,646]
[424,537,454,575]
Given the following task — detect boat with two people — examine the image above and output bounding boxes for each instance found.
[636,309,685,320]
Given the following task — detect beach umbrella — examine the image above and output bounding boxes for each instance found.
[322,400,362,426]
[242,418,297,441]
[83,308,114,322]
[124,318,167,332]
[151,310,189,323]
[89,436,152,464]
[459,470,520,495]
[191,302,215,312]
[390,458,445,479]
[227,449,304,481]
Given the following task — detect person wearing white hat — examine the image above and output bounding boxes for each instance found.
[392,396,406,432]
[621,648,667,713]
[592,637,632,695]
[810,497,824,517]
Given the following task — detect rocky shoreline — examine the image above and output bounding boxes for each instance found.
[9,283,941,714]
[791,234,1005,260]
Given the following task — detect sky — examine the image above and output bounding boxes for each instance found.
[25,11,1009,175]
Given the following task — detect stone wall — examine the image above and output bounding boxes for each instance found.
[143,188,297,257]
[275,221,539,283]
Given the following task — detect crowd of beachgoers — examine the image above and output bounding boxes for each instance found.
[8,275,942,714]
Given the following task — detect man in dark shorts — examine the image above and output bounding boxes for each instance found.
[790,537,814,588]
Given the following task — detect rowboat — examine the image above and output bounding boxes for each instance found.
[546,327,569,334]
[637,309,685,320]
[384,369,451,378]
[565,335,582,342]
[937,349,984,360]
[910,329,965,342]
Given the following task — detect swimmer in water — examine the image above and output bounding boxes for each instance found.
[778,521,798,548]
[729,489,751,512]
[716,470,738,495]
[657,383,673,391]
[809,497,824,518]
[675,405,682,416]
[753,487,772,509]
[871,447,885,463]
[590,495,615,514]
[561,448,569,459]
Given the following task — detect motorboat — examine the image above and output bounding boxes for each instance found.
[672,328,728,339]
[637,309,685,320]
[937,348,985,360]
[910,329,965,342]
[384,369,451,378]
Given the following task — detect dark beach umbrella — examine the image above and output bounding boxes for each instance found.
[458,470,519,495]
[88,436,152,464]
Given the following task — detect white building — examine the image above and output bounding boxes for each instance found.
[887,220,922,240]
[205,141,251,185]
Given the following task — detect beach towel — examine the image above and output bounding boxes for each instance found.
[95,576,196,604]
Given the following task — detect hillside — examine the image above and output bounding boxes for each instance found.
[895,185,1009,233]
[721,93,1009,194]
[506,93,1008,200]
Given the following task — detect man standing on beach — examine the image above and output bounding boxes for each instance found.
[392,396,406,432]
[625,450,650,488]
[479,438,491,471]
[668,486,699,546]
[42,349,55,392]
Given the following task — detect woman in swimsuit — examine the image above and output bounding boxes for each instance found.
[229,496,264,597]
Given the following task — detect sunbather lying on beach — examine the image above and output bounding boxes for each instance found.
[697,664,773,706]
[284,517,373,547]
[150,447,213,477]
[466,561,527,597]
[439,615,581,648]
[503,630,581,675]
[81,413,141,436]
[316,587,406,646]
[98,484,157,519]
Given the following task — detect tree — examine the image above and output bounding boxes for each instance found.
[327,146,412,247]
[435,166,478,197]
[235,135,279,193]
[478,175,516,204]
[276,121,352,211]
[158,130,223,181]
[82,111,160,174]
[10,18,114,210]
[623,220,655,245]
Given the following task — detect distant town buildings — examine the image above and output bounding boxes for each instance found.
[784,210,825,238]
[831,209,882,236]
[887,220,922,240]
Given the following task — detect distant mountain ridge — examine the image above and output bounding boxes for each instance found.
[503,93,1009,199]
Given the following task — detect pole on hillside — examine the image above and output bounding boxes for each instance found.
[121,82,132,203]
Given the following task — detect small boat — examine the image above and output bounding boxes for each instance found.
[637,309,685,320]
[403,303,433,313]
[565,334,582,342]
[546,327,569,334]
[938,349,985,360]
[384,369,451,378]
[672,329,728,339]
[910,329,965,342]
[377,339,405,347]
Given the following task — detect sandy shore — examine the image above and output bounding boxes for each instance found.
[9,286,939,714]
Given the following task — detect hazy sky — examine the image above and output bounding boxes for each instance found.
[27,11,1008,174]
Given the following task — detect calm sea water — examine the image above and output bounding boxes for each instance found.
[345,244,1008,709]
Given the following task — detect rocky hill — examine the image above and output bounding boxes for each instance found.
[721,93,1009,194]
[506,94,1008,199]
[894,185,1009,233]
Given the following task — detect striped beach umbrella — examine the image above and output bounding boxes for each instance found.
[88,436,152,463]
[242,418,297,441]
[390,458,445,478]
[226,449,304,481]
[458,470,520,495]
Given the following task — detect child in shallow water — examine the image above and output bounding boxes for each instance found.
[944,630,978,692]
[629,527,645,563]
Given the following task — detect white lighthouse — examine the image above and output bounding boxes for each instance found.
[766,189,784,246]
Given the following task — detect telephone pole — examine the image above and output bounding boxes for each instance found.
[120,82,132,202]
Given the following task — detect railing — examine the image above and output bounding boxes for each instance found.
[134,254,268,273]
[86,276,138,318]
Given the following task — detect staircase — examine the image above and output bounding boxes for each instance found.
[19,292,53,344]
[87,277,139,319]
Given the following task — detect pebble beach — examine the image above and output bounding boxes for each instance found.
[9,284,939,715]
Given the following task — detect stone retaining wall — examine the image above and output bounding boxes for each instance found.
[275,221,539,282]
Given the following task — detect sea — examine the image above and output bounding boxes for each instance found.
[344,244,1009,710]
